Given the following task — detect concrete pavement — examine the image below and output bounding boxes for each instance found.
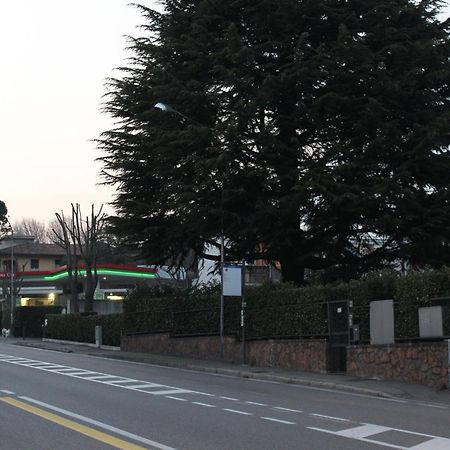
[6,336,450,406]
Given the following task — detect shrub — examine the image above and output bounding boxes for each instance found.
[44,313,122,346]
[14,306,64,337]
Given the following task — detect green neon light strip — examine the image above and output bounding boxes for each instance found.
[43,269,156,281]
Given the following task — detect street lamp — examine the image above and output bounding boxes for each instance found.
[154,102,226,358]
[3,218,15,331]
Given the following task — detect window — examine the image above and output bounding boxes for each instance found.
[30,259,39,270]
[54,259,63,268]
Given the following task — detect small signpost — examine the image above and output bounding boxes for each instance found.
[223,263,246,363]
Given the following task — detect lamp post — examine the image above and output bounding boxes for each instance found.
[154,102,226,358]
[4,218,14,330]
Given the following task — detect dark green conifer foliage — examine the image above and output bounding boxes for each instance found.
[0,200,8,235]
[98,0,450,284]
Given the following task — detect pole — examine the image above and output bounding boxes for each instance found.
[241,259,246,364]
[10,227,14,332]
[220,233,224,358]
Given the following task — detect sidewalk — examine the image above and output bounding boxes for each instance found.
[5,337,450,405]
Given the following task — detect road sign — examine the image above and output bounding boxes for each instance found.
[223,264,242,297]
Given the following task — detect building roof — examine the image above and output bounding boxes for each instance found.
[0,242,66,257]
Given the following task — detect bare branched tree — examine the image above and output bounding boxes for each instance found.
[72,204,106,312]
[13,218,49,243]
[52,210,80,313]
[52,204,106,313]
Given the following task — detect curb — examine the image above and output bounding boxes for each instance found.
[43,338,120,351]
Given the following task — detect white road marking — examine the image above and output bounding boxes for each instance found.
[67,371,101,377]
[336,424,391,438]
[82,375,123,381]
[417,403,448,410]
[220,396,239,401]
[0,390,15,395]
[409,438,450,449]
[103,379,141,384]
[223,408,252,416]
[245,401,267,406]
[308,422,450,450]
[310,413,350,422]
[192,402,216,408]
[16,361,50,366]
[165,396,188,402]
[35,364,66,369]
[149,389,192,396]
[123,383,161,389]
[273,406,303,413]
[19,396,179,450]
[0,353,199,398]
[261,417,296,425]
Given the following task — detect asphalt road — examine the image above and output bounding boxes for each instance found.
[1,341,450,450]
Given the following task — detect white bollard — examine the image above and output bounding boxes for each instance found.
[95,325,102,348]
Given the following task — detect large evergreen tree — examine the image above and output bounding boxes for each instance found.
[0,200,8,235]
[98,0,450,284]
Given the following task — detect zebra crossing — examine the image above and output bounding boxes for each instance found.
[0,353,196,397]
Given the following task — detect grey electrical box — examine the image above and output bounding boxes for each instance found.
[370,299,394,345]
[419,306,443,338]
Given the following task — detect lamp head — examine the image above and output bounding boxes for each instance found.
[154,102,171,112]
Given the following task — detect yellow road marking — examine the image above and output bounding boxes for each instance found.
[0,397,147,450]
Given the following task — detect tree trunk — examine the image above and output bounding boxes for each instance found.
[84,267,94,312]
[68,269,79,313]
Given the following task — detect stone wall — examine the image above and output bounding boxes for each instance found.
[347,342,449,389]
[245,339,327,373]
[121,333,328,373]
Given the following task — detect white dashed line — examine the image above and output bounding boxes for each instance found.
[261,417,296,425]
[273,406,303,413]
[245,401,268,406]
[310,413,350,422]
[220,396,239,401]
[223,408,252,416]
[192,402,216,408]
[0,390,15,395]
[165,396,188,402]
[417,403,448,410]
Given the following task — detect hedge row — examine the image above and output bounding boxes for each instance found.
[14,306,64,337]
[44,313,122,346]
[123,268,450,341]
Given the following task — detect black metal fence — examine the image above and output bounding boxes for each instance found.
[123,296,450,343]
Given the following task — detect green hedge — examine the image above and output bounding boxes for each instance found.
[44,313,122,346]
[14,306,64,337]
[123,268,450,341]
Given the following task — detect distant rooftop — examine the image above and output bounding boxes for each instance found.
[0,242,66,256]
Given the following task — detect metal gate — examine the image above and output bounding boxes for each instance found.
[327,300,351,373]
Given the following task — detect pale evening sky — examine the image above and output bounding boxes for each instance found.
[0,1,449,224]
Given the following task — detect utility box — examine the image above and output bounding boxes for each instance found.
[419,306,443,338]
[370,299,394,345]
